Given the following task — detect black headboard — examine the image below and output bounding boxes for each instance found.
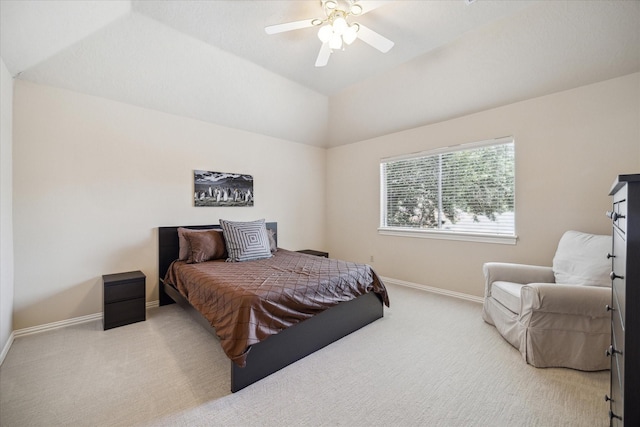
[158,222,278,281]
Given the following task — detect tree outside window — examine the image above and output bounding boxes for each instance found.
[381,138,515,237]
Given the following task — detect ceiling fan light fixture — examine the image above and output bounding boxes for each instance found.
[318,24,333,42]
[324,0,338,11]
[332,16,348,34]
[329,33,343,50]
[266,0,394,67]
[343,24,358,45]
[349,3,363,16]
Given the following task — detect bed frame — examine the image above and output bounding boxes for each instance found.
[158,223,384,392]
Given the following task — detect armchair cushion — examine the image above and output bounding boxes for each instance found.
[491,281,523,314]
[552,230,611,287]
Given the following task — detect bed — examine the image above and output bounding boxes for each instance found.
[158,222,389,392]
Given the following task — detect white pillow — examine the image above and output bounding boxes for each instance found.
[552,230,611,287]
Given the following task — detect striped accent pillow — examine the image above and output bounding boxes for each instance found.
[219,219,273,262]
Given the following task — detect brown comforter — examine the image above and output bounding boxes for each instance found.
[164,249,389,367]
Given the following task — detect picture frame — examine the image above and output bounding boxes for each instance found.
[194,170,254,207]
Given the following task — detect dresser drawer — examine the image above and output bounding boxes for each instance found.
[611,302,625,391]
[610,356,624,425]
[612,234,626,324]
[612,185,627,233]
[612,283,625,331]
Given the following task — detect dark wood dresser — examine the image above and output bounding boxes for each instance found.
[103,270,146,330]
[607,174,640,426]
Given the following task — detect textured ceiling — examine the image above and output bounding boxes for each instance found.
[1,1,639,147]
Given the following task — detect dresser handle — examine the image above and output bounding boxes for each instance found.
[607,253,615,259]
[609,410,622,421]
[606,345,622,357]
[606,305,616,312]
[607,211,626,221]
[606,211,618,221]
[605,394,613,402]
[610,271,624,281]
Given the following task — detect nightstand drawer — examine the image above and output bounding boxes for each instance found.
[297,249,329,258]
[103,270,146,303]
[104,280,145,304]
[104,298,145,330]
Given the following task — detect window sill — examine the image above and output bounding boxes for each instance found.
[378,227,518,245]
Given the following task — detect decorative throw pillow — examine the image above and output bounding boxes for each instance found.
[184,229,227,263]
[178,227,213,260]
[219,219,272,262]
[552,230,612,287]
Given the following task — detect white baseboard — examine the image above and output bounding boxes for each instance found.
[0,331,15,366]
[381,276,484,304]
[15,312,104,338]
[13,300,160,339]
[3,284,478,361]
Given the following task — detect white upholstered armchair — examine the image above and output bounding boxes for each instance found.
[482,231,612,371]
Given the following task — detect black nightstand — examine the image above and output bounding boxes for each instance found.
[103,270,146,330]
[297,249,329,258]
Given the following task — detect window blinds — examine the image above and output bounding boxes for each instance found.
[381,138,515,236]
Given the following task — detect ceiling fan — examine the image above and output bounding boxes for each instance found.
[265,0,394,67]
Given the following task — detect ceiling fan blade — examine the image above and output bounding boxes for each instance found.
[356,24,394,53]
[315,42,332,67]
[265,19,316,35]
[354,1,391,15]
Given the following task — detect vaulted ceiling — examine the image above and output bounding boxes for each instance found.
[1,1,639,147]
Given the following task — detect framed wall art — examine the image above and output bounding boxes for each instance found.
[194,170,254,207]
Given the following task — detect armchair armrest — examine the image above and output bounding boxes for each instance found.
[521,283,611,318]
[483,262,555,296]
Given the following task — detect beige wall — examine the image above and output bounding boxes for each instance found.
[12,80,326,330]
[9,73,640,330]
[1,58,14,353]
[326,73,640,297]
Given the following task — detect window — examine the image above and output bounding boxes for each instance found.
[380,137,516,244]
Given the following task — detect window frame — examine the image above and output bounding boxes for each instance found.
[379,136,517,245]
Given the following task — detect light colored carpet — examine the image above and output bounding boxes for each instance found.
[0,283,609,426]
